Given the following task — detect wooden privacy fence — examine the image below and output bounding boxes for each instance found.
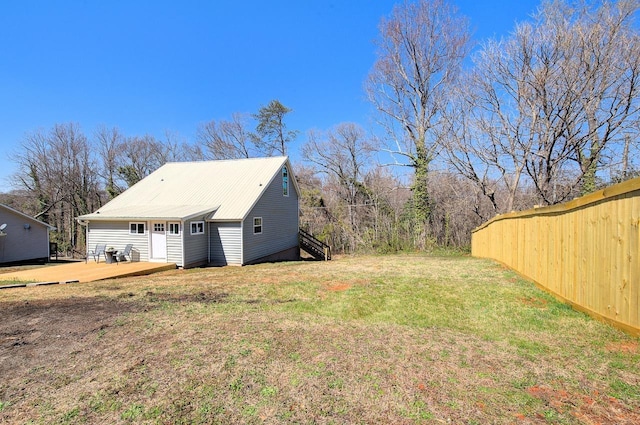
[472,177,640,336]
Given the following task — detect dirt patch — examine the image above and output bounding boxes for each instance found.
[143,290,229,304]
[519,296,549,308]
[0,297,143,386]
[606,341,639,354]
[526,385,640,424]
[326,283,352,292]
[323,279,368,292]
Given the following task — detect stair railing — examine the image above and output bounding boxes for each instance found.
[299,229,331,261]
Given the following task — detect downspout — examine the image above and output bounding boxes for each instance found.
[182,220,186,268]
[207,221,211,265]
[240,220,244,265]
[77,219,90,258]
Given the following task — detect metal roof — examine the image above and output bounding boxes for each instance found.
[0,204,56,230]
[78,156,293,222]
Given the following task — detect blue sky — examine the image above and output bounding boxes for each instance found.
[0,0,540,188]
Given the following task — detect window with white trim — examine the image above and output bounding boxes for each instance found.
[169,222,181,235]
[190,221,204,235]
[282,166,289,197]
[129,222,145,234]
[153,223,165,232]
[253,217,263,234]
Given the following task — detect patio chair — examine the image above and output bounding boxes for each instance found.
[117,244,133,263]
[86,243,106,263]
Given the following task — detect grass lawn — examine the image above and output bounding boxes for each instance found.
[0,254,638,424]
[0,280,30,288]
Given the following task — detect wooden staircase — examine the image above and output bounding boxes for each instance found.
[299,229,331,261]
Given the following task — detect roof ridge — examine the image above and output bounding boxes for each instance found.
[163,156,288,166]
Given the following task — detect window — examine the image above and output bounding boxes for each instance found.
[190,221,204,235]
[282,166,289,197]
[129,222,145,234]
[169,222,180,235]
[153,223,165,232]
[253,217,263,234]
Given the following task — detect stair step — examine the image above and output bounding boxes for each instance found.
[299,230,331,261]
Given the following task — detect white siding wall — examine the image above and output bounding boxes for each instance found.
[242,169,299,264]
[0,210,49,263]
[86,221,149,261]
[166,223,183,267]
[183,218,208,267]
[209,222,242,265]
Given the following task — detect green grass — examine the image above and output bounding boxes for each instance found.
[1,253,638,424]
[0,278,32,287]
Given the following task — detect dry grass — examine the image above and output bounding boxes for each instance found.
[1,254,638,424]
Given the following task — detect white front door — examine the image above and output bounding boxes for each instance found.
[150,221,167,261]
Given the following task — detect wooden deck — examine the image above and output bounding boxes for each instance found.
[0,261,176,285]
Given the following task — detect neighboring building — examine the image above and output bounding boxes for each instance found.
[0,204,55,264]
[78,156,300,268]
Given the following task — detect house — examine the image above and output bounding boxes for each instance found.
[0,204,55,264]
[77,156,300,268]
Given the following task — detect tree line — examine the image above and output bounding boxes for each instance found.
[2,0,640,257]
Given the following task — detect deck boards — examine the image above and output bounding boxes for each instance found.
[1,261,176,284]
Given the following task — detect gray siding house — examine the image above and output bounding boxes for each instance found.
[0,204,55,264]
[78,156,300,268]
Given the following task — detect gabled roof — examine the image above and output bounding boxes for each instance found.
[0,204,56,230]
[78,156,296,222]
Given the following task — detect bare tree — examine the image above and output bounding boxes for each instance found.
[11,130,57,219]
[302,123,380,252]
[95,125,126,199]
[160,130,203,163]
[448,0,640,208]
[365,0,470,224]
[568,0,640,194]
[196,113,253,160]
[610,122,640,181]
[514,0,640,202]
[117,135,165,187]
[302,123,377,206]
[443,44,538,214]
[427,172,488,247]
[363,167,412,252]
[11,123,100,253]
[295,164,332,236]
